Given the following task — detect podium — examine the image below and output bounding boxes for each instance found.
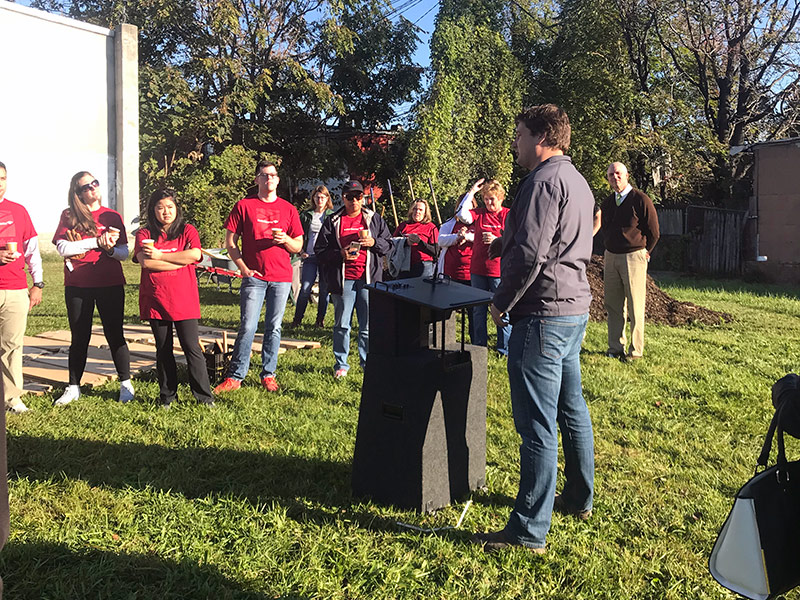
[351,275,493,512]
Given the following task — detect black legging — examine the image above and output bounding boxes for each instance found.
[65,285,130,385]
[150,319,213,405]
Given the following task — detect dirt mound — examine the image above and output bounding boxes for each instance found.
[587,255,732,326]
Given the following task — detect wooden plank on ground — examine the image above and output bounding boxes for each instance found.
[280,338,321,350]
[22,356,108,386]
[23,379,52,396]
[196,326,264,354]
[35,330,176,361]
[196,326,317,351]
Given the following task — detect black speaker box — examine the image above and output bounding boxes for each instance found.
[351,346,487,512]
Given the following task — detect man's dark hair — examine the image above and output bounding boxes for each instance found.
[255,160,277,175]
[0,161,6,172]
[515,104,571,152]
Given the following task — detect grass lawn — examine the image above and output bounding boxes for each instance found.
[3,255,800,599]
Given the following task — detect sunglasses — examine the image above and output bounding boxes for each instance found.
[79,179,100,194]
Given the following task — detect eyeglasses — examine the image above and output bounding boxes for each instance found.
[79,179,100,194]
[344,194,363,201]
[257,172,279,179]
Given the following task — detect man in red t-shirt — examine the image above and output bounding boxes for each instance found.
[0,161,44,414]
[214,160,303,393]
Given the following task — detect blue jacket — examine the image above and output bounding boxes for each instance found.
[494,155,593,320]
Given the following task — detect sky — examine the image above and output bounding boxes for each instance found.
[391,0,438,69]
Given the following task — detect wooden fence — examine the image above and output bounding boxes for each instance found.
[685,205,746,275]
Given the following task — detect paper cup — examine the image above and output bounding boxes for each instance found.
[6,241,17,253]
[142,239,155,247]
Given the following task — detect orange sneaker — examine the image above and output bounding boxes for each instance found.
[213,378,241,393]
[261,376,279,392]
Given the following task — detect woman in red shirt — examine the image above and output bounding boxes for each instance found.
[393,200,439,279]
[52,171,133,406]
[456,178,512,355]
[134,189,213,408]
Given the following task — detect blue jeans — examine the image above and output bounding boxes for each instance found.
[504,313,594,549]
[228,277,292,380]
[293,256,329,324]
[471,274,511,355]
[331,278,369,371]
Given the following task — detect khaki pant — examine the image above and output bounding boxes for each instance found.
[0,289,29,407]
[604,249,648,357]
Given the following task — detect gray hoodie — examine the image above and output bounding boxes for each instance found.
[493,155,593,321]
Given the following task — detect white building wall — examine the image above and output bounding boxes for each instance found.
[0,0,138,245]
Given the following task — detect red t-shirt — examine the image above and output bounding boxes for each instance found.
[469,207,509,277]
[0,199,37,290]
[394,221,439,264]
[444,224,473,282]
[340,213,367,280]
[134,225,202,321]
[52,207,126,288]
[224,196,303,283]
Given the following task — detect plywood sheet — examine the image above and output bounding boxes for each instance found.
[22,355,108,386]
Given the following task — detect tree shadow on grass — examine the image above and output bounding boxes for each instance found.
[9,434,352,513]
[0,540,299,600]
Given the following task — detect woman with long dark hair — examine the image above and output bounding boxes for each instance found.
[134,189,213,408]
[52,171,133,405]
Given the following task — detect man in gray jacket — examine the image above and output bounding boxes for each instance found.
[472,104,595,553]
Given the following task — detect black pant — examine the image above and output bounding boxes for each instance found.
[150,319,213,405]
[65,285,130,385]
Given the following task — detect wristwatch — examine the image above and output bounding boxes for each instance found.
[33,281,45,289]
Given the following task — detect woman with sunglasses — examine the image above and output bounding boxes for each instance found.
[52,172,133,406]
[134,189,213,408]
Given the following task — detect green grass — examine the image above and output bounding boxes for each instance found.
[4,256,800,598]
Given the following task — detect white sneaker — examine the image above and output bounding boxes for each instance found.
[54,385,80,407]
[7,398,29,414]
[119,380,135,404]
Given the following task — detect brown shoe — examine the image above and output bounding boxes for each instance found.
[553,494,592,521]
[470,529,545,554]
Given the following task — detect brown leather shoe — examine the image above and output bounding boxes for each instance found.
[470,529,546,554]
[553,494,592,521]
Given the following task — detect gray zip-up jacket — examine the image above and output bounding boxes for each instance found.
[493,155,593,321]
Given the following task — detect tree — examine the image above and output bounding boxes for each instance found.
[654,0,800,204]
[406,0,524,212]
[34,0,422,197]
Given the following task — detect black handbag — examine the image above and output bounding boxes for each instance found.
[709,401,800,599]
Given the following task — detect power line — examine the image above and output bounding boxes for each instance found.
[412,1,439,27]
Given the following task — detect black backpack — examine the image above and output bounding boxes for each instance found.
[772,373,800,438]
